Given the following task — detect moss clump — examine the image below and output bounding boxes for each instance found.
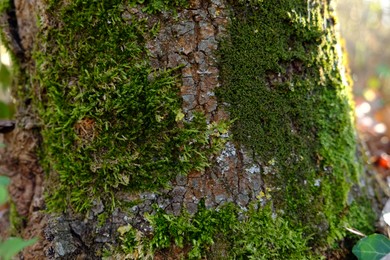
[345,198,376,237]
[218,0,366,250]
[34,0,226,212]
[128,0,188,14]
[0,0,9,13]
[118,202,316,260]
[9,201,24,236]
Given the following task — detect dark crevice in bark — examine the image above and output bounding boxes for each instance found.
[5,0,25,61]
[68,224,89,257]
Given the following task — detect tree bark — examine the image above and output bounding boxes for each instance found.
[0,0,380,259]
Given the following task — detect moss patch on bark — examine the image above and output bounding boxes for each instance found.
[33,0,226,212]
[217,0,373,251]
[25,0,377,258]
[115,201,317,259]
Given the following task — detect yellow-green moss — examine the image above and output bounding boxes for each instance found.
[217,0,372,252]
[9,201,24,236]
[346,198,376,237]
[117,201,317,259]
[0,0,9,14]
[128,0,188,14]
[34,0,226,213]
[115,198,375,259]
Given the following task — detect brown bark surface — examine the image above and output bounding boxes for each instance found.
[0,0,47,258]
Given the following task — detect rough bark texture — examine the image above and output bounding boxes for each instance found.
[0,0,380,259]
[138,0,261,215]
[0,1,47,259]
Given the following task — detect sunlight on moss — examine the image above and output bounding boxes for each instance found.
[33,1,226,212]
[116,202,317,260]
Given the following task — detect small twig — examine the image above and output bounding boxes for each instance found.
[345,226,366,237]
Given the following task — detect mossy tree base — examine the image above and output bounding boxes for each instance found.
[0,0,379,259]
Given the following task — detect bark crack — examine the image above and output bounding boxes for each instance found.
[5,0,25,60]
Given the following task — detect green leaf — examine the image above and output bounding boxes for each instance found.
[0,185,7,204]
[0,237,37,260]
[0,101,10,119]
[352,234,390,260]
[0,64,11,91]
[0,176,10,185]
[0,176,9,204]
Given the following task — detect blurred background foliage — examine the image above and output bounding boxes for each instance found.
[0,44,13,119]
[337,0,390,142]
[337,0,390,206]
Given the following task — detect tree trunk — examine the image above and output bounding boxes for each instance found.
[0,0,380,259]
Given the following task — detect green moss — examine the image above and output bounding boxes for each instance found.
[9,201,24,236]
[33,0,226,213]
[28,0,376,257]
[118,202,317,260]
[218,0,366,251]
[0,0,10,13]
[128,0,188,14]
[97,212,109,227]
[345,198,376,237]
